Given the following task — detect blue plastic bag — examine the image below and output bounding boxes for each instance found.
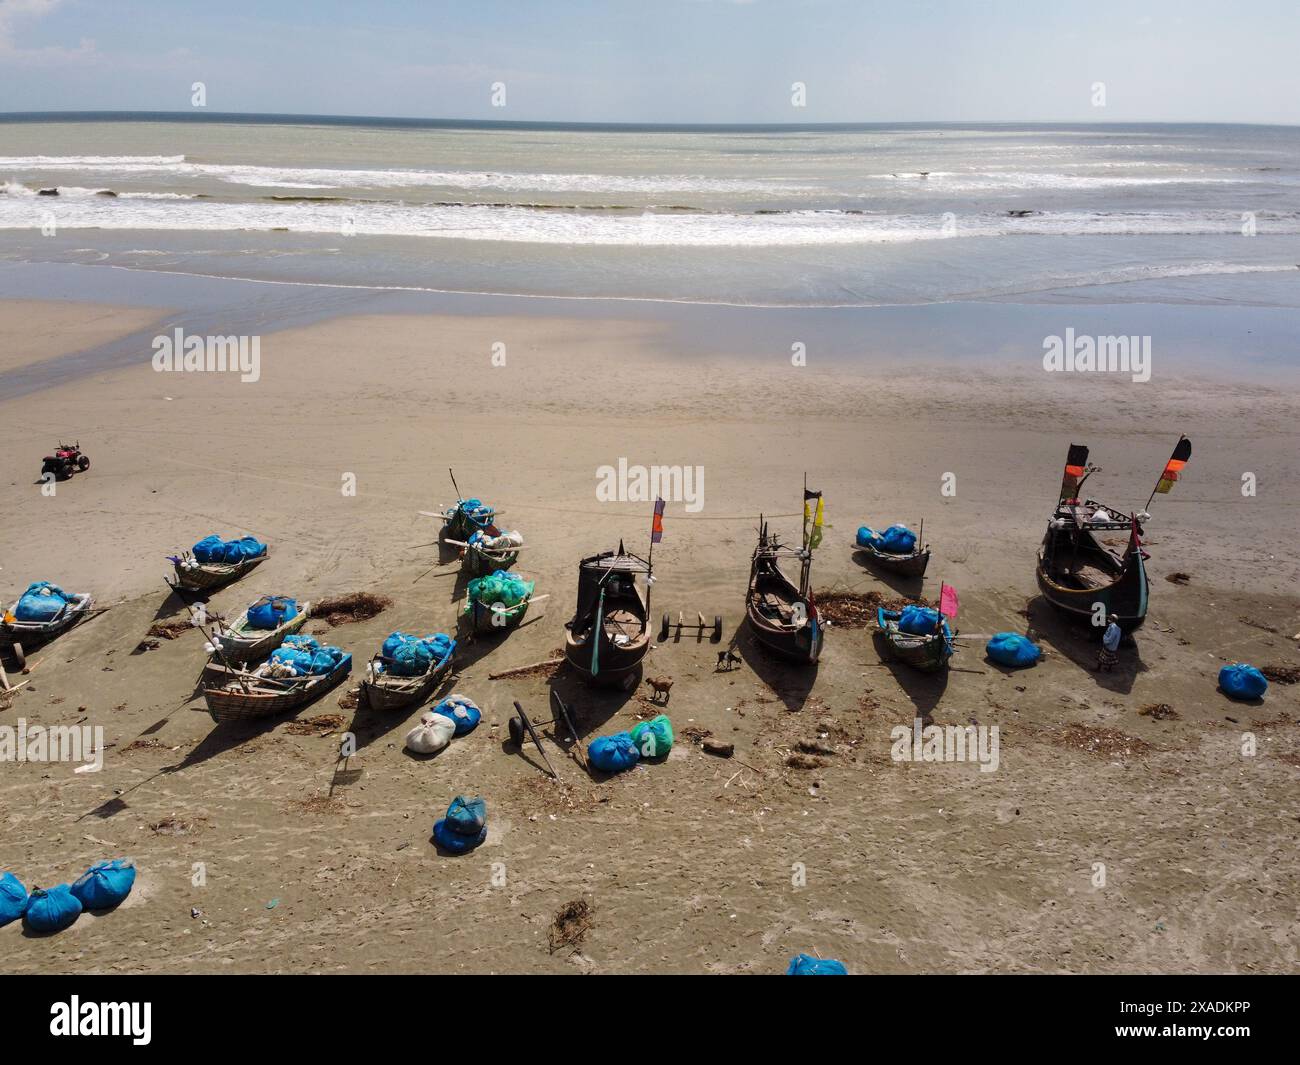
[247,595,297,630]
[192,534,226,562]
[898,605,940,635]
[855,526,876,549]
[71,858,136,910]
[986,632,1042,668]
[444,796,487,837]
[434,695,481,736]
[1219,663,1268,701]
[433,818,486,854]
[0,872,28,927]
[14,581,74,622]
[786,954,847,975]
[878,524,917,553]
[23,884,82,933]
[588,732,641,774]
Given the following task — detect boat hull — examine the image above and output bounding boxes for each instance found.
[0,594,95,648]
[361,654,453,710]
[204,655,352,723]
[171,552,266,592]
[854,544,931,578]
[1035,537,1148,634]
[874,609,953,672]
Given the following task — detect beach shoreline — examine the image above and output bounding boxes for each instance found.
[0,295,1296,974]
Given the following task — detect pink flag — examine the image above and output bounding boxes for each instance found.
[939,583,959,619]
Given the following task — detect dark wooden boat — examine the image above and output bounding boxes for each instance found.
[874,607,954,672]
[1034,443,1157,634]
[439,468,497,542]
[203,653,352,723]
[464,590,533,635]
[210,597,310,661]
[746,519,822,665]
[855,540,931,578]
[563,544,652,688]
[361,641,455,711]
[167,547,267,592]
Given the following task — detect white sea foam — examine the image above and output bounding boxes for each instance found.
[3,195,1297,245]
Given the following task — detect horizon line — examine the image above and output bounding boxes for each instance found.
[0,110,1295,132]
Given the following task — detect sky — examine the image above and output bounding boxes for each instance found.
[1,0,1297,125]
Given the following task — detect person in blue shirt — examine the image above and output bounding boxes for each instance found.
[1095,614,1122,672]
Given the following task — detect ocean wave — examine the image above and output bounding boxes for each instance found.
[3,196,1299,245]
[0,156,808,195]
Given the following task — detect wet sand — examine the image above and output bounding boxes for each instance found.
[0,298,1296,973]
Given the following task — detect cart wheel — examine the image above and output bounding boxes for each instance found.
[660,612,670,639]
[77,455,90,471]
[712,616,723,642]
[507,715,524,747]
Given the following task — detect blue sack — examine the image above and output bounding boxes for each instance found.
[0,872,28,927]
[433,818,486,853]
[434,695,480,736]
[1219,663,1268,701]
[588,732,641,774]
[390,639,433,677]
[878,524,917,553]
[444,796,487,837]
[23,884,82,933]
[855,526,876,549]
[986,632,1042,668]
[14,581,74,623]
[221,536,266,563]
[71,858,136,910]
[898,604,940,635]
[191,534,226,562]
[247,595,297,630]
[786,954,847,975]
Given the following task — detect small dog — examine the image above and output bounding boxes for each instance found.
[645,676,673,703]
[715,649,742,672]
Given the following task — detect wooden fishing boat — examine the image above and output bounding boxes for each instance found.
[874,607,954,672]
[465,527,522,576]
[563,544,652,687]
[855,540,931,578]
[464,594,531,635]
[1,590,95,654]
[361,642,455,710]
[746,519,822,665]
[1031,441,1187,635]
[167,547,268,593]
[211,597,310,661]
[203,652,352,723]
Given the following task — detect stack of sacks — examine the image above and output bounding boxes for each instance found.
[7,857,136,935]
[13,581,75,623]
[986,632,1042,668]
[433,796,487,854]
[378,632,455,677]
[403,694,482,753]
[855,523,917,554]
[245,595,298,630]
[587,732,641,774]
[455,498,495,528]
[469,529,524,552]
[464,570,534,611]
[191,534,267,565]
[267,635,345,678]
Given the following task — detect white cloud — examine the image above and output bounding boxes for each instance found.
[0,0,95,65]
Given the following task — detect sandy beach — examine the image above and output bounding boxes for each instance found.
[1,295,1296,973]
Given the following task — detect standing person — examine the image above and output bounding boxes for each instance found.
[1096,613,1122,672]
